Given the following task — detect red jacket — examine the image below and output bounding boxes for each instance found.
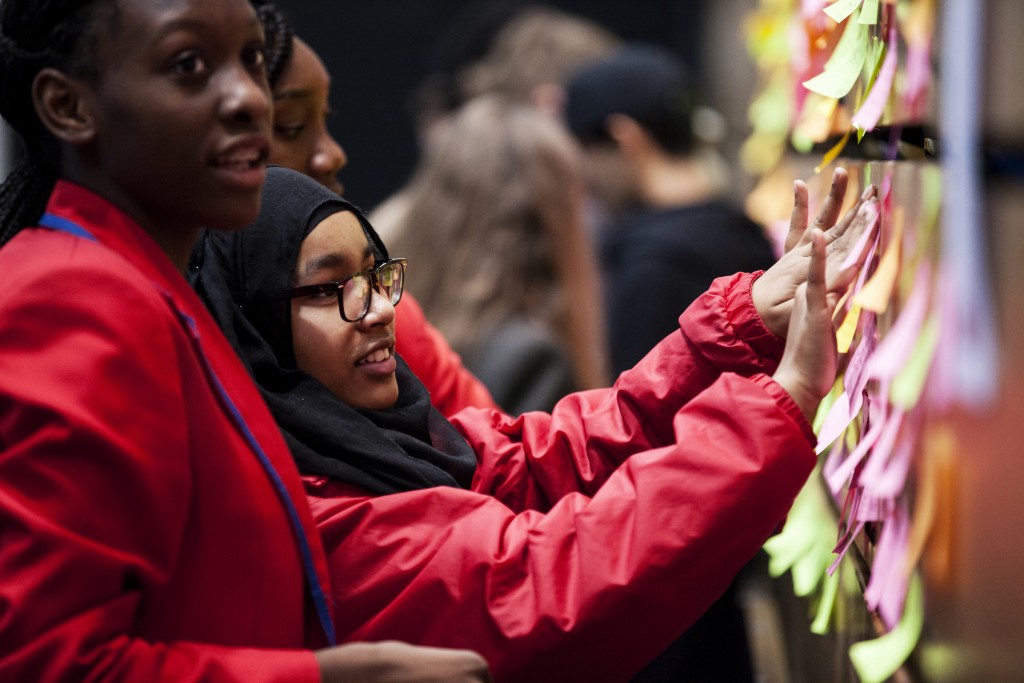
[0,182,327,681]
[307,271,816,682]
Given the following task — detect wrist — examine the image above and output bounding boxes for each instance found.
[771,368,820,422]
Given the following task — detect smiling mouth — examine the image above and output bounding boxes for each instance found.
[357,347,392,366]
[215,147,265,170]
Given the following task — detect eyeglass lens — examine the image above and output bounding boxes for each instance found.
[340,261,404,321]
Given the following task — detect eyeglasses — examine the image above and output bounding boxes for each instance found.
[288,258,407,322]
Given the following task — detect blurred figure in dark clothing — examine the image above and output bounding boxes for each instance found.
[566,44,776,378]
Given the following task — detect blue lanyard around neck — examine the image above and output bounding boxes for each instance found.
[38,211,337,645]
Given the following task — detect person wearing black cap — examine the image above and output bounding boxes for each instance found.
[565,44,778,683]
[565,43,777,378]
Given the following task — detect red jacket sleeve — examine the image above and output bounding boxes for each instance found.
[394,292,500,416]
[0,259,317,682]
[308,371,816,682]
[309,274,814,681]
[455,270,807,512]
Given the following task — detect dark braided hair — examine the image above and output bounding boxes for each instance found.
[0,0,118,246]
[252,0,293,90]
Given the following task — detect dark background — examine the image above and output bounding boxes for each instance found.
[274,0,721,210]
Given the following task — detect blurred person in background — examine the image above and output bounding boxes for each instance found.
[372,3,621,244]
[387,97,608,413]
[565,43,777,377]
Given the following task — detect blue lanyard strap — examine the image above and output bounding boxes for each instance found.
[173,308,337,646]
[39,212,99,241]
[38,211,337,645]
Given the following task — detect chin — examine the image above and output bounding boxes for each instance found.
[202,200,262,232]
[340,383,400,412]
[364,394,400,411]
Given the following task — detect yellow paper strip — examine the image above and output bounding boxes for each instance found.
[849,573,925,683]
[836,303,862,353]
[903,424,951,575]
[854,207,904,312]
[815,129,853,173]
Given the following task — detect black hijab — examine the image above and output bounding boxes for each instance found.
[194,166,476,494]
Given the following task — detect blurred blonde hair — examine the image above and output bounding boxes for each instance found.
[459,6,620,105]
[389,96,609,390]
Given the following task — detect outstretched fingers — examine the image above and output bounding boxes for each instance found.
[824,183,877,245]
[785,180,810,254]
[826,197,881,293]
[812,167,849,235]
[806,228,828,313]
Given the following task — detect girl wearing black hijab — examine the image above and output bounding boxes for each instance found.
[196,166,871,682]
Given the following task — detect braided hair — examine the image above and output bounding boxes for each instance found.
[0,0,118,246]
[252,1,293,90]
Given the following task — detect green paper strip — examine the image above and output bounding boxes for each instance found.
[763,466,837,597]
[814,378,845,433]
[825,0,864,23]
[858,0,880,24]
[849,573,925,683]
[804,18,869,99]
[811,568,841,634]
[891,312,940,409]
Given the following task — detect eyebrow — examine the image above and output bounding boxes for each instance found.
[154,14,262,41]
[300,242,375,279]
[274,88,315,102]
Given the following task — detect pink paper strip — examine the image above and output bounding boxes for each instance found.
[839,204,880,271]
[845,314,879,414]
[864,505,912,629]
[816,390,853,455]
[851,23,899,131]
[860,406,906,481]
[866,265,930,382]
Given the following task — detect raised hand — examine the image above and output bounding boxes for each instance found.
[753,168,879,338]
[771,229,837,420]
[317,641,492,683]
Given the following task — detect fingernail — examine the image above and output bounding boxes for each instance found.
[860,186,873,200]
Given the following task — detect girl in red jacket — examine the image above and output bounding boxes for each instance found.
[197,165,878,681]
[0,0,489,681]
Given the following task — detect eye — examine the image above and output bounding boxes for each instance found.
[243,42,267,69]
[307,284,340,301]
[172,51,207,76]
[274,123,306,141]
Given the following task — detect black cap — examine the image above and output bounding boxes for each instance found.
[564,43,697,154]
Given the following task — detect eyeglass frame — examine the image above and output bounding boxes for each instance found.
[287,257,407,323]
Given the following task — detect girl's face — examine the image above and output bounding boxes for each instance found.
[269,38,347,195]
[290,211,399,410]
[84,0,271,245]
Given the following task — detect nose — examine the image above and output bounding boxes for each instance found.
[219,65,271,127]
[311,127,347,190]
[357,288,396,328]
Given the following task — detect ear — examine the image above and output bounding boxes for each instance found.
[530,83,566,119]
[31,67,97,146]
[605,114,653,159]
